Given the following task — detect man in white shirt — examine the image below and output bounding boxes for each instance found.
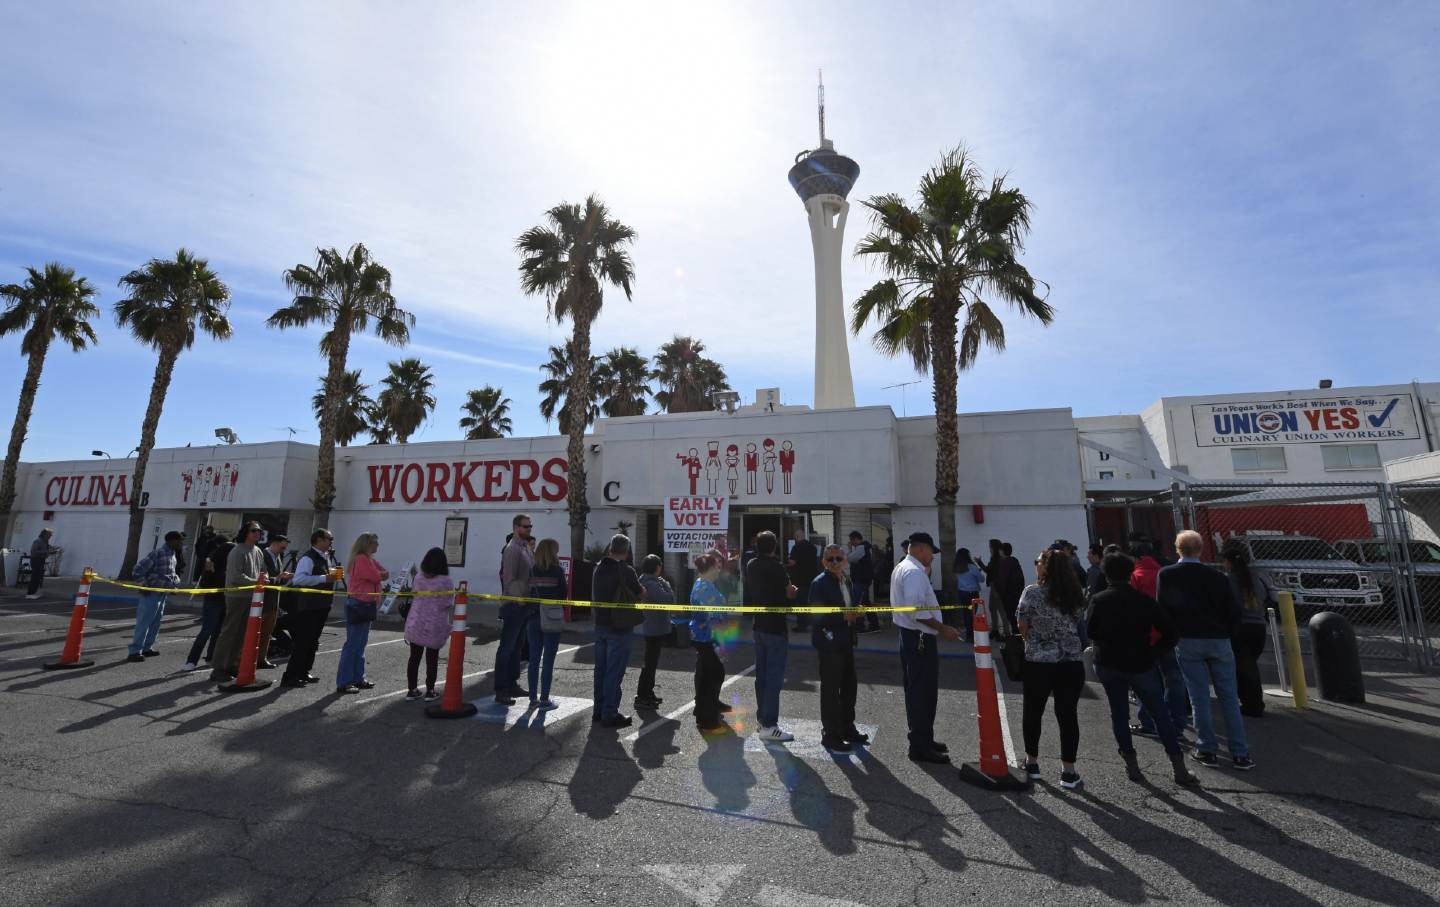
[891,531,960,764]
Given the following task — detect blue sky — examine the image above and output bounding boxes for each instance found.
[2,1,1437,462]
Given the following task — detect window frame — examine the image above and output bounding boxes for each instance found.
[1231,446,1287,473]
[1321,443,1382,471]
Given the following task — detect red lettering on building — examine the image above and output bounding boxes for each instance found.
[509,459,538,501]
[451,461,481,500]
[368,465,401,502]
[540,457,567,502]
[366,458,568,504]
[42,473,129,507]
[425,462,455,503]
[483,461,507,501]
[1340,407,1359,430]
[399,464,425,503]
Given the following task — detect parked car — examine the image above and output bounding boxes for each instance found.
[1228,534,1385,622]
[1333,539,1440,621]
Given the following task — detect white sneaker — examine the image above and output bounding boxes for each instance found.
[24,594,40,600]
[757,725,795,743]
[182,662,198,672]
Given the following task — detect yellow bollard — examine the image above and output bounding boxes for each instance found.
[1274,591,1309,710]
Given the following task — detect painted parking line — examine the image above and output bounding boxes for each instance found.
[626,663,757,743]
[315,637,409,657]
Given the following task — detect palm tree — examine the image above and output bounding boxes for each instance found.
[269,244,413,527]
[652,335,731,413]
[459,386,513,440]
[115,249,233,576]
[850,148,1052,604]
[312,369,372,447]
[538,342,599,435]
[595,346,651,417]
[365,405,394,445]
[374,357,435,443]
[516,195,636,560]
[0,264,100,573]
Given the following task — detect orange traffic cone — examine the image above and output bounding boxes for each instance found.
[42,568,96,670]
[427,581,478,719]
[218,574,274,693]
[958,600,1028,791]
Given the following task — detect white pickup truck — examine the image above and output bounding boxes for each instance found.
[1227,534,1384,621]
[1333,538,1440,621]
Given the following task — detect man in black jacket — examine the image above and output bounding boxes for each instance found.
[1156,530,1252,771]
[282,529,339,689]
[811,544,866,752]
[747,531,797,743]
[787,528,819,632]
[591,535,644,728]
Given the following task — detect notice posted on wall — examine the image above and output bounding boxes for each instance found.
[664,495,730,553]
[1191,394,1422,447]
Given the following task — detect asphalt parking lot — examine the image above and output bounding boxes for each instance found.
[2,586,1438,907]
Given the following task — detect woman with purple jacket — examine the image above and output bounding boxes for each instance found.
[404,548,454,702]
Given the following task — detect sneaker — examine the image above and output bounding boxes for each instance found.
[822,735,853,753]
[423,690,440,702]
[1231,756,1255,771]
[355,680,375,690]
[601,714,634,729]
[1060,771,1084,790]
[843,729,871,745]
[633,695,661,709]
[1024,761,1042,780]
[24,593,39,600]
[141,649,160,657]
[337,684,360,695]
[181,662,198,672]
[1129,723,1157,737]
[538,699,560,711]
[757,726,795,743]
[1192,751,1220,768]
[126,653,145,663]
[405,689,424,701]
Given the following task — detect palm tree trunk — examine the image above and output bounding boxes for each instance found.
[565,314,594,562]
[312,325,351,532]
[0,343,49,581]
[119,343,179,578]
[930,301,960,611]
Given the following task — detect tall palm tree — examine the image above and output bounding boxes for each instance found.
[850,147,1052,604]
[374,357,435,443]
[538,342,599,435]
[312,369,372,447]
[115,249,233,576]
[459,386,513,440]
[516,195,636,560]
[365,405,394,445]
[0,264,100,572]
[652,335,731,413]
[269,244,413,527]
[595,346,651,417]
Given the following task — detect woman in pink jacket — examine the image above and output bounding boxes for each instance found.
[338,532,388,694]
[405,547,454,701]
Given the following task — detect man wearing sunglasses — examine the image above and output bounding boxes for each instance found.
[811,544,867,752]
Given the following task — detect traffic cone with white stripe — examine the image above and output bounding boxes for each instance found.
[42,568,96,670]
[218,574,274,693]
[427,581,478,719]
[958,600,1028,791]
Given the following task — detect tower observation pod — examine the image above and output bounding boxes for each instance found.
[788,72,859,410]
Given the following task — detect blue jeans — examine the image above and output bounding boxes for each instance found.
[592,626,633,719]
[495,604,536,694]
[1097,664,1184,756]
[129,592,168,656]
[753,630,789,728]
[529,629,561,702]
[336,610,371,689]
[1135,648,1190,732]
[1176,637,1249,758]
[186,598,226,664]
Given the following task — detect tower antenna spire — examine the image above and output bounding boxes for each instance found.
[817,69,826,145]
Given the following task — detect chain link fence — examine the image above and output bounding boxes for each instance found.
[1090,480,1436,670]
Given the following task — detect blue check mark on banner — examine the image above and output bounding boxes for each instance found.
[1369,398,1400,428]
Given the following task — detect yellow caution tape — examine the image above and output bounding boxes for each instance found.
[88,575,975,615]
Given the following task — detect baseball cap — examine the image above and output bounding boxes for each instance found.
[268,533,290,544]
[907,531,936,550]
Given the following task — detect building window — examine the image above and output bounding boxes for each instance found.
[1322,443,1382,471]
[1098,470,1114,481]
[1231,447,1286,473]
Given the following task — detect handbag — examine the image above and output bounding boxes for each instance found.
[998,632,1025,682]
[346,599,378,624]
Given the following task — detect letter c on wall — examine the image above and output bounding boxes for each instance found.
[603,481,620,503]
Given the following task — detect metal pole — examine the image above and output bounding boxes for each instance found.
[1391,484,1435,669]
[1275,591,1309,709]
[1267,606,1288,692]
[1375,483,1413,663]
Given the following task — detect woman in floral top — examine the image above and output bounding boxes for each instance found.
[1015,547,1087,789]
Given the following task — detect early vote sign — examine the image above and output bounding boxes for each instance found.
[664,495,730,553]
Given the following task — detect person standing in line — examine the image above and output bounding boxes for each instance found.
[24,528,57,599]
[954,547,986,643]
[591,534,645,729]
[494,514,536,705]
[258,533,294,670]
[1130,542,1162,597]
[404,547,453,702]
[281,529,340,688]
[846,530,880,633]
[636,554,675,710]
[892,531,960,764]
[1085,551,1198,786]
[1130,538,1190,737]
[1157,530,1253,771]
[211,523,265,683]
[336,532,387,694]
[184,535,234,671]
[1221,539,1270,718]
[527,538,568,710]
[126,530,185,662]
[1085,543,1107,597]
[787,527,819,633]
[688,552,730,732]
[1016,548,1088,790]
[746,530,798,743]
[812,544,866,753]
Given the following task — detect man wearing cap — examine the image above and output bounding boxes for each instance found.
[282,529,340,688]
[259,533,295,669]
[212,522,265,682]
[24,528,58,599]
[891,531,960,764]
[126,530,186,662]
